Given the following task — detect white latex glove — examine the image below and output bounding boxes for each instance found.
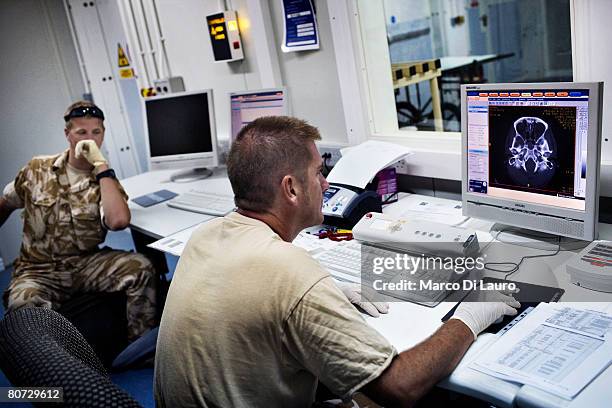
[450,292,521,340]
[336,282,389,318]
[75,140,107,168]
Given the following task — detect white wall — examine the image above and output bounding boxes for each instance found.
[572,0,612,163]
[137,0,346,144]
[572,0,612,196]
[0,0,86,264]
[268,0,347,142]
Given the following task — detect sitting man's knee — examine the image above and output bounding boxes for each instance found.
[120,253,158,290]
[5,285,54,312]
[128,253,155,274]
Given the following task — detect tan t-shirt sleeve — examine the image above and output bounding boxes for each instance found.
[283,276,397,399]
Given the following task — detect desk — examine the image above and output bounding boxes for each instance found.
[121,168,232,239]
[120,168,232,274]
[363,196,612,407]
[121,172,611,406]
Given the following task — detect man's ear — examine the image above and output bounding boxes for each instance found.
[280,175,299,205]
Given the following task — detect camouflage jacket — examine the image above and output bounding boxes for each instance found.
[13,150,127,264]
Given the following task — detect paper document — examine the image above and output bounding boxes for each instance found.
[148,223,205,257]
[292,231,338,253]
[384,195,468,226]
[326,141,412,189]
[471,303,612,399]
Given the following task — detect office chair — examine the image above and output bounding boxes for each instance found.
[0,307,142,407]
[58,291,129,368]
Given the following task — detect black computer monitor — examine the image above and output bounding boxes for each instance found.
[144,90,218,180]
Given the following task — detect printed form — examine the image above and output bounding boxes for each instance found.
[471,303,612,399]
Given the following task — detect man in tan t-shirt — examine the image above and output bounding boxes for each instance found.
[154,116,520,407]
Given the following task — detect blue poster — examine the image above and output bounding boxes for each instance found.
[281,0,320,52]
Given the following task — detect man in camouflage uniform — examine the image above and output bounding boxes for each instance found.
[0,101,156,341]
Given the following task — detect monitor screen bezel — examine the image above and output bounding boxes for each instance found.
[229,87,290,142]
[461,82,603,240]
[143,89,218,169]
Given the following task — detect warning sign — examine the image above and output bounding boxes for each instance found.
[118,43,130,67]
[119,68,134,79]
[141,87,156,97]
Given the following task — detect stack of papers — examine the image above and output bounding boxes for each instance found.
[384,194,468,226]
[471,303,612,400]
[327,141,412,189]
[148,223,204,257]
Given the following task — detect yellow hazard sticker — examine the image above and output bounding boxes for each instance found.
[118,43,130,67]
[119,68,134,79]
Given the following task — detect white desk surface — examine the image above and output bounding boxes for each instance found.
[120,168,232,239]
[121,171,612,406]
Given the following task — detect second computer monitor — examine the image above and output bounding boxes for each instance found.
[230,88,289,141]
[461,82,603,241]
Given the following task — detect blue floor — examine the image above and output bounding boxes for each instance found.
[0,228,176,407]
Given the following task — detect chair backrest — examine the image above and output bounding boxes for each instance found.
[0,307,142,408]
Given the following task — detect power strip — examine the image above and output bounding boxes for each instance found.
[353,212,480,257]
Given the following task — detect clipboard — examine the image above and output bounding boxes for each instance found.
[442,278,564,333]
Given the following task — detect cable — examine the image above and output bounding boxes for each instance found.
[452,216,471,227]
[482,236,561,279]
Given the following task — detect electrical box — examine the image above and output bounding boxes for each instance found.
[206,10,244,62]
[153,76,185,95]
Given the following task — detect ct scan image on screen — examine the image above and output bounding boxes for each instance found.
[488,105,577,198]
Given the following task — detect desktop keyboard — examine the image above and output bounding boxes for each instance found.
[167,190,235,216]
[314,241,461,306]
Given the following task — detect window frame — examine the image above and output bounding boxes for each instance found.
[327,0,579,181]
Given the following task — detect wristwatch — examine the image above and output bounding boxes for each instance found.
[95,168,117,182]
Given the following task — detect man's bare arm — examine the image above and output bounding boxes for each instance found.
[97,164,130,230]
[361,319,473,407]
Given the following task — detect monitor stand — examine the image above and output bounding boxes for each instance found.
[169,167,213,183]
[489,223,560,251]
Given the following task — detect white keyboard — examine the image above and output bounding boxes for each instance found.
[167,190,235,216]
[314,241,460,306]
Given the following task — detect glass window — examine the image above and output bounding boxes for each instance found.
[383,0,573,133]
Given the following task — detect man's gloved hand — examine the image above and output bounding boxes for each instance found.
[336,282,389,318]
[75,140,107,168]
[450,292,521,340]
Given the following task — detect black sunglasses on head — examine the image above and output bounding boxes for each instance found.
[63,106,105,122]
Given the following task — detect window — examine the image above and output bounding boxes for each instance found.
[352,0,573,137]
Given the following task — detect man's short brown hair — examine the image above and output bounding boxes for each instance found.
[227,116,321,212]
[64,100,104,130]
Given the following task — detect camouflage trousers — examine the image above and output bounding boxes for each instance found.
[3,249,157,341]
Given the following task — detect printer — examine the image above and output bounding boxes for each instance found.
[322,183,382,229]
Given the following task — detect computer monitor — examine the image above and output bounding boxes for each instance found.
[230,88,289,141]
[144,89,218,181]
[461,82,603,241]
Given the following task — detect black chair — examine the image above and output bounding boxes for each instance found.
[57,292,129,368]
[0,307,142,407]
